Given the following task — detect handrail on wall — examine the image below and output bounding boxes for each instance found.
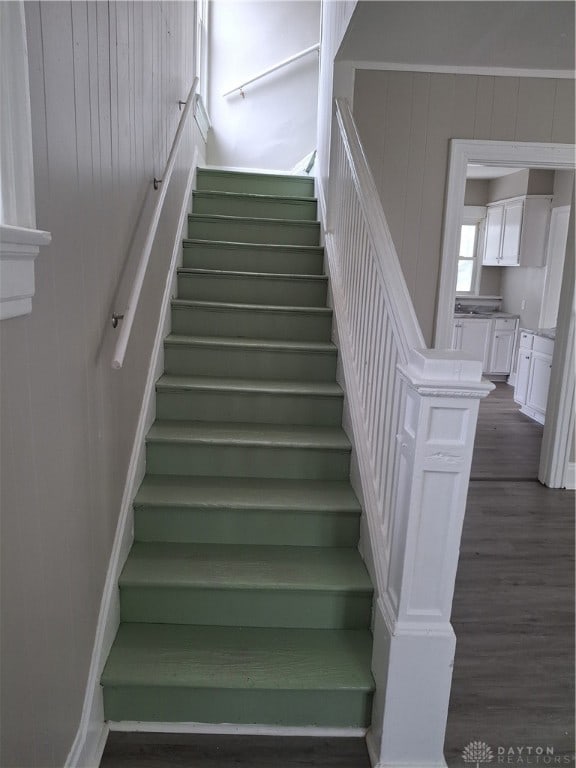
[111,77,199,370]
[222,43,319,98]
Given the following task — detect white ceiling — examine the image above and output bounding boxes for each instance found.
[338,2,575,73]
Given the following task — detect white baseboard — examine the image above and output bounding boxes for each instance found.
[110,722,366,738]
[65,149,201,768]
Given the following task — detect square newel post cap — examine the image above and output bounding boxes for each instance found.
[398,348,495,398]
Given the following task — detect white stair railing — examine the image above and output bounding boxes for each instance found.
[324,98,494,767]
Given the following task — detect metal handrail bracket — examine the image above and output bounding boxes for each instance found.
[111,77,199,370]
[222,44,319,98]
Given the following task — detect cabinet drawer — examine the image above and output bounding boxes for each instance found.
[533,336,554,356]
[494,318,517,331]
[519,331,534,350]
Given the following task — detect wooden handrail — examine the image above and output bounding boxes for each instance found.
[111,77,199,370]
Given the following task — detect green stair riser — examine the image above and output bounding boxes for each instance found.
[164,342,337,381]
[183,241,324,275]
[156,388,343,425]
[196,169,315,198]
[177,272,328,307]
[145,442,351,480]
[193,192,317,221]
[134,506,360,547]
[120,586,372,629]
[188,216,320,247]
[171,304,333,342]
[103,686,372,727]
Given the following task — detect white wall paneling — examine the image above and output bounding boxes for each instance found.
[0,3,200,766]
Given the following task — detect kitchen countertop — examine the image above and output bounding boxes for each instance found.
[520,327,556,340]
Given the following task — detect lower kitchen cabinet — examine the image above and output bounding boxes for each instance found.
[514,331,554,424]
[452,315,519,376]
[452,318,491,371]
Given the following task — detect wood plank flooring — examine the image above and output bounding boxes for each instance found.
[444,384,575,766]
[100,384,574,767]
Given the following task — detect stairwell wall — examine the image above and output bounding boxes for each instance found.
[0,3,200,766]
[207,0,321,171]
[352,69,575,346]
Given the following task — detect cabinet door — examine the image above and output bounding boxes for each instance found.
[482,205,504,265]
[489,330,515,374]
[514,349,532,405]
[451,321,461,349]
[526,352,552,413]
[500,199,523,266]
[457,319,491,370]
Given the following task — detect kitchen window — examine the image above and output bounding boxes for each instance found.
[456,207,486,294]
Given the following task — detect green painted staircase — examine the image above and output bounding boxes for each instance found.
[102,168,375,729]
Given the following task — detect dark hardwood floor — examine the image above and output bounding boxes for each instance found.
[444,383,575,766]
[100,384,574,768]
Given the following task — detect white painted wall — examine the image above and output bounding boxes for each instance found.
[338,1,574,73]
[0,3,199,766]
[352,69,575,345]
[207,0,320,170]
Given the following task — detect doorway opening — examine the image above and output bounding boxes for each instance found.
[436,139,575,488]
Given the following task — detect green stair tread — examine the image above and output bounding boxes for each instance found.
[188,213,320,228]
[178,268,327,282]
[172,299,332,316]
[146,421,351,450]
[120,543,372,592]
[134,476,361,513]
[102,624,374,691]
[182,239,324,255]
[156,375,343,397]
[164,333,337,354]
[193,190,317,204]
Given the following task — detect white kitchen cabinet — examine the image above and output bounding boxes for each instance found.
[527,352,553,413]
[514,331,554,424]
[452,315,519,375]
[482,196,551,267]
[487,317,518,374]
[452,318,491,370]
[482,205,504,266]
[489,330,516,374]
[515,346,532,404]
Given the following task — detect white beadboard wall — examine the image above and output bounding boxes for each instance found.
[353,70,575,345]
[0,2,198,766]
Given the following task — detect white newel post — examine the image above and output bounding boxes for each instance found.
[368,349,494,768]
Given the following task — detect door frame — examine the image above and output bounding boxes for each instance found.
[435,138,575,488]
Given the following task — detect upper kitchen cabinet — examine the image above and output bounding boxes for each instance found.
[482,195,552,268]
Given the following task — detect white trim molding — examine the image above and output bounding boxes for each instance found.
[351,60,575,80]
[0,224,51,319]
